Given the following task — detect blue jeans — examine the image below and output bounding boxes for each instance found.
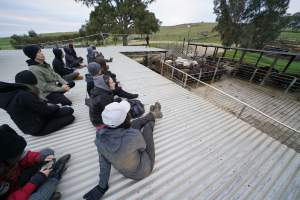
[29,178,58,200]
[29,148,58,200]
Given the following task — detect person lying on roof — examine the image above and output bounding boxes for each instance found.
[0,70,74,136]
[52,48,83,82]
[23,45,74,106]
[0,124,71,200]
[83,101,163,200]
[86,45,113,64]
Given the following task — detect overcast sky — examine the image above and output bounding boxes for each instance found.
[0,0,299,37]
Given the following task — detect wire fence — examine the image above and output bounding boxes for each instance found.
[159,61,300,153]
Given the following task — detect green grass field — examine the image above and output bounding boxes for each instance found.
[151,22,220,43]
[0,37,14,50]
[224,50,300,75]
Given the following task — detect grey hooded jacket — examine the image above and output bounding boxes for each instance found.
[95,127,152,188]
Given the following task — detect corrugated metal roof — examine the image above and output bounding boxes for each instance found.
[0,46,300,200]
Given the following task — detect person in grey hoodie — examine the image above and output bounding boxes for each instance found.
[83,100,163,200]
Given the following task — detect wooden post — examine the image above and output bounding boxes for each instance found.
[182,38,186,54]
[203,46,208,57]
[233,50,246,77]
[282,55,296,73]
[255,52,264,67]
[284,77,297,95]
[222,48,227,58]
[232,49,238,61]
[261,56,279,86]
[194,45,198,59]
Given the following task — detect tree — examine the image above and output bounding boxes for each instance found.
[135,10,161,34]
[214,0,290,49]
[285,12,300,30]
[28,30,38,37]
[75,0,160,46]
[213,0,246,47]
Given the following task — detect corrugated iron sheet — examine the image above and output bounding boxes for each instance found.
[0,46,300,200]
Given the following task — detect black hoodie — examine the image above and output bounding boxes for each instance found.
[0,82,59,136]
[52,48,74,76]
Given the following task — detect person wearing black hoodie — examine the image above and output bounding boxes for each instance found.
[87,63,117,127]
[64,43,85,69]
[52,48,83,82]
[87,57,138,99]
[0,70,75,136]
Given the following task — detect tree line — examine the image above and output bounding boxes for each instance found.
[213,0,299,49]
[10,30,80,49]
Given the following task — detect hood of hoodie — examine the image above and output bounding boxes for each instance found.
[93,75,111,92]
[96,127,138,153]
[26,59,49,67]
[63,47,72,55]
[0,82,29,109]
[53,48,63,60]
[87,47,94,57]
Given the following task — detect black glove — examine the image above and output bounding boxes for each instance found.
[83,185,108,200]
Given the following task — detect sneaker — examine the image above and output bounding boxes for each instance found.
[74,75,84,80]
[154,102,161,111]
[49,154,71,180]
[150,102,163,119]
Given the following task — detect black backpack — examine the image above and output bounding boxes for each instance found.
[128,99,145,118]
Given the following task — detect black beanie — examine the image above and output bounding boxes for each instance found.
[0,124,27,161]
[15,70,38,85]
[23,45,41,60]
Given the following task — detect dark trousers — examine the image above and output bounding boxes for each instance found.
[131,113,156,169]
[63,72,78,82]
[46,92,72,106]
[35,107,75,136]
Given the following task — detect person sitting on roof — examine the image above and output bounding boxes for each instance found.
[0,124,71,200]
[86,45,113,64]
[0,70,75,136]
[52,48,83,82]
[83,101,162,200]
[86,62,139,127]
[23,45,74,106]
[64,42,86,69]
[86,57,138,99]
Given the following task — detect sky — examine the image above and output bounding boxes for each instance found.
[0,0,299,37]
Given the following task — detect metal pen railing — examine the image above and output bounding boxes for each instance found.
[160,61,300,153]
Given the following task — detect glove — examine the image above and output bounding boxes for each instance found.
[29,172,47,187]
[83,185,108,200]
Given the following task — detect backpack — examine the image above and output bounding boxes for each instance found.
[128,99,145,119]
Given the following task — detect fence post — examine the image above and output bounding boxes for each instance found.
[249,68,258,83]
[211,57,220,83]
[194,45,198,59]
[238,105,247,118]
[186,40,190,56]
[196,68,203,87]
[160,62,164,75]
[284,77,297,95]
[171,67,175,80]
[261,56,279,86]
[184,74,188,88]
[182,37,185,54]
